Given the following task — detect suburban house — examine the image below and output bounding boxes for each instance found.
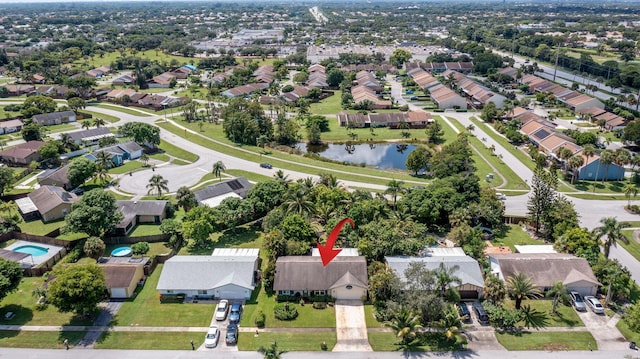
[337,111,432,129]
[30,85,71,99]
[86,66,112,78]
[573,150,626,181]
[0,119,24,134]
[274,256,368,300]
[385,247,485,300]
[156,248,260,300]
[32,111,77,126]
[100,141,144,161]
[221,83,269,98]
[0,141,46,165]
[15,185,78,222]
[428,84,467,109]
[442,70,506,109]
[112,74,135,86]
[67,127,114,145]
[489,253,600,297]
[99,256,148,299]
[194,177,253,207]
[148,72,176,88]
[521,74,604,111]
[114,200,169,235]
[4,85,35,96]
[38,164,71,190]
[351,85,392,109]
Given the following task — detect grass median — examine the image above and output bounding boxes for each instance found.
[97,103,152,117]
[95,332,205,350]
[238,332,337,351]
[495,331,596,350]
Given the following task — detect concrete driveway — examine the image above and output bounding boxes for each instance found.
[576,310,627,350]
[333,300,372,352]
[465,327,505,351]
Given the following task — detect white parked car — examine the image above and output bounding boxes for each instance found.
[204,326,220,348]
[215,300,229,321]
[495,193,507,200]
[584,296,604,314]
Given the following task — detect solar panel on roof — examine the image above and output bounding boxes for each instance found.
[534,129,551,139]
[228,180,242,191]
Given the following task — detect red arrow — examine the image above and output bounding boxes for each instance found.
[317,218,354,266]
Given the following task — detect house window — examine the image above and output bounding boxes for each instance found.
[198,290,208,295]
[313,290,326,296]
[166,290,174,294]
[346,285,353,290]
[279,290,291,296]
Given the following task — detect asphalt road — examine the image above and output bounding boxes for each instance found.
[0,348,633,359]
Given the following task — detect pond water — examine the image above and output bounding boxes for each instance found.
[297,142,417,170]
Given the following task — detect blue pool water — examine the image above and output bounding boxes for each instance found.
[13,245,49,257]
[111,247,132,257]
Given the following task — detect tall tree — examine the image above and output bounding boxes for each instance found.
[0,258,22,302]
[624,181,639,207]
[147,174,169,198]
[567,155,584,184]
[0,167,14,197]
[46,263,106,317]
[506,273,541,309]
[176,186,197,212]
[83,237,106,260]
[527,168,557,233]
[212,161,226,182]
[545,281,570,314]
[67,157,97,188]
[384,307,423,346]
[593,217,630,258]
[65,190,123,237]
[385,180,404,209]
[433,262,462,300]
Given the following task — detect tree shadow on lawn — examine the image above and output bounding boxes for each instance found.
[549,310,581,327]
[573,180,624,193]
[0,304,33,328]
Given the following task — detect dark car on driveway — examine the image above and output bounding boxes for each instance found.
[226,324,238,345]
[473,302,489,324]
[457,303,471,322]
[260,163,272,169]
[229,302,243,324]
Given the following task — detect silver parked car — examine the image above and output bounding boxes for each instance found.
[204,326,220,348]
[569,291,587,312]
[584,296,604,314]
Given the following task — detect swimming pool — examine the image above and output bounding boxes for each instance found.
[13,245,49,257]
[111,247,132,257]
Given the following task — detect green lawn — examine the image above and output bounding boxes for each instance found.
[620,230,640,262]
[495,331,596,350]
[95,331,205,350]
[0,277,95,326]
[77,50,196,69]
[503,299,584,327]
[158,140,199,162]
[108,160,145,174]
[364,304,384,328]
[82,110,120,123]
[0,330,86,349]
[493,224,543,251]
[367,331,463,351]
[128,224,163,237]
[309,91,343,115]
[225,169,273,183]
[178,225,263,256]
[616,316,640,343]
[97,103,152,117]
[111,264,215,327]
[19,219,64,236]
[41,123,78,134]
[149,152,170,162]
[469,117,537,172]
[238,332,336,351]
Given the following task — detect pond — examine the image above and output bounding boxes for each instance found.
[297,142,417,170]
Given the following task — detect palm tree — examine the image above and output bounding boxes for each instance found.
[147,174,169,198]
[433,262,462,300]
[506,273,542,309]
[384,307,423,346]
[599,149,614,185]
[546,281,570,314]
[257,341,286,359]
[95,151,114,169]
[81,120,92,130]
[283,188,314,217]
[93,118,106,128]
[385,180,404,209]
[59,133,74,151]
[93,164,109,185]
[567,155,584,184]
[273,170,291,186]
[211,161,226,182]
[175,186,196,212]
[318,173,339,188]
[624,182,638,207]
[593,217,630,258]
[140,153,150,166]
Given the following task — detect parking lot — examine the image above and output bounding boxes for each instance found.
[199,300,243,352]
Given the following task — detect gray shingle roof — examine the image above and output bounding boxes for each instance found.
[273,256,368,291]
[194,177,252,203]
[28,185,78,216]
[68,127,112,142]
[156,255,258,291]
[32,110,75,122]
[385,256,484,288]
[115,200,168,228]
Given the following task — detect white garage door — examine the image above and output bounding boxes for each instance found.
[111,288,128,299]
[218,291,244,300]
[332,286,365,300]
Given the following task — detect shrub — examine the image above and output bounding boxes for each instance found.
[255,310,266,328]
[320,341,328,351]
[274,302,299,321]
[312,302,327,310]
[131,242,150,255]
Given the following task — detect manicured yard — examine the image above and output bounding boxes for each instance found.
[495,331,596,350]
[149,152,170,162]
[111,264,215,327]
[493,224,543,251]
[97,103,152,117]
[224,169,272,183]
[82,110,120,123]
[364,304,384,328]
[616,316,640,343]
[108,160,145,174]
[95,331,205,350]
[19,219,64,236]
[78,50,195,69]
[503,299,584,327]
[158,140,199,162]
[41,123,78,134]
[367,331,463,351]
[0,330,86,349]
[620,230,640,262]
[0,277,95,326]
[309,91,344,115]
[128,224,164,237]
[238,332,336,351]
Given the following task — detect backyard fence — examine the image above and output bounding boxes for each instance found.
[103,233,171,244]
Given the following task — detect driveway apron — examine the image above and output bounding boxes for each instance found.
[333,300,372,352]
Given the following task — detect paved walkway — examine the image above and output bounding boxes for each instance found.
[333,300,372,352]
[75,301,123,349]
